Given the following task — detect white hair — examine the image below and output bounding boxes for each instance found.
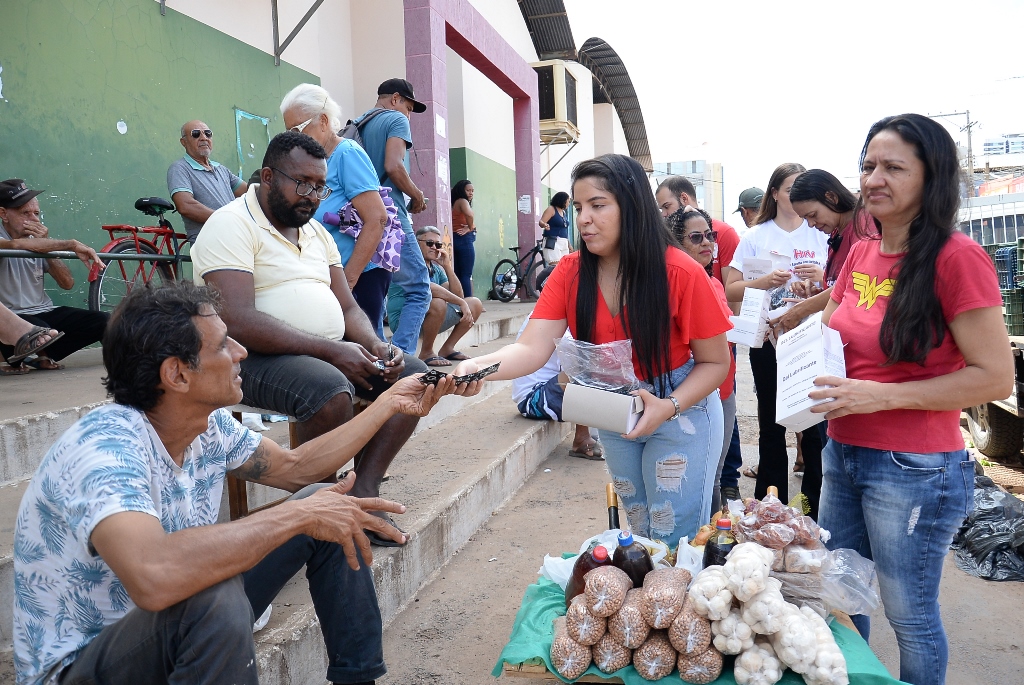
[280,83,343,132]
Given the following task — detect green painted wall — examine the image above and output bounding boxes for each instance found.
[0,0,317,306]
[448,147,519,298]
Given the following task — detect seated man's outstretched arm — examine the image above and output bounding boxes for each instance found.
[90,473,404,612]
[205,269,380,389]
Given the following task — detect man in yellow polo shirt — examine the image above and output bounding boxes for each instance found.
[192,132,428,547]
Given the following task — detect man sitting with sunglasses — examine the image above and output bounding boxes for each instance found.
[167,120,248,244]
[192,132,429,548]
[386,226,484,367]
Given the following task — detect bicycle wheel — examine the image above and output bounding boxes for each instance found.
[490,259,520,302]
[88,241,175,313]
[523,255,546,299]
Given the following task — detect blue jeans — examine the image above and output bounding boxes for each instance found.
[818,440,974,685]
[720,418,742,489]
[601,361,724,545]
[452,231,476,298]
[390,228,431,355]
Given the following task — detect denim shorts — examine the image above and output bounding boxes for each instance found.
[239,351,428,422]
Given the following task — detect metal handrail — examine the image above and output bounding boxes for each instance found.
[0,249,190,263]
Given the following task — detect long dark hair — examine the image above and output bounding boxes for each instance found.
[789,169,857,215]
[572,154,677,395]
[550,191,570,209]
[452,179,472,206]
[862,114,960,365]
[753,162,806,225]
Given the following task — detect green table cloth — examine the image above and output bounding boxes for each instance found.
[493,577,908,684]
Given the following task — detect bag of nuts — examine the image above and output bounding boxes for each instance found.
[668,596,712,656]
[640,567,691,628]
[550,616,592,680]
[607,588,651,648]
[591,632,632,674]
[584,565,632,618]
[676,645,724,684]
[632,629,677,681]
[565,594,606,646]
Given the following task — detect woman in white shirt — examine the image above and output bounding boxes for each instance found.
[723,163,829,517]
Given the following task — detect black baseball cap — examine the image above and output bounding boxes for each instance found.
[377,78,427,113]
[0,179,45,209]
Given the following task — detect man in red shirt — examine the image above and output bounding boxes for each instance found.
[655,176,741,289]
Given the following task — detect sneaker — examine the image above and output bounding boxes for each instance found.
[721,486,741,504]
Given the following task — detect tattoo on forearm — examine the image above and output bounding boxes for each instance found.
[233,442,270,482]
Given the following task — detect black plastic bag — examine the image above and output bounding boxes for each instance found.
[951,475,1024,581]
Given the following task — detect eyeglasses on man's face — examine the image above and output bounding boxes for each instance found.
[684,230,718,245]
[418,239,442,248]
[269,167,331,200]
[189,129,213,139]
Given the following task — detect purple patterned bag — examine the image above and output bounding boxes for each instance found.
[321,187,404,272]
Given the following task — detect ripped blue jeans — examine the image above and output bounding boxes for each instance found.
[600,360,724,545]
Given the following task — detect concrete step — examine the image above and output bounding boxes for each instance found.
[0,302,533,488]
[0,386,570,682]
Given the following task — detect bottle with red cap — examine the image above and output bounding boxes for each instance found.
[564,544,612,607]
[701,518,737,568]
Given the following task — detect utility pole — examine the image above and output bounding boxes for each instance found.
[929,110,978,196]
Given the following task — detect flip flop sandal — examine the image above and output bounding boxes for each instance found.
[24,358,64,371]
[422,356,453,367]
[8,327,64,364]
[0,364,32,376]
[568,441,605,460]
[742,465,758,479]
[365,515,408,547]
[444,351,470,361]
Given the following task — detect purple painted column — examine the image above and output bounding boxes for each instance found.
[404,0,452,243]
[513,96,542,257]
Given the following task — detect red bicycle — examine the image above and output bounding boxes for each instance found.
[87,197,188,312]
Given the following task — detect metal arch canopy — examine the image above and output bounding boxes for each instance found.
[516,2,653,171]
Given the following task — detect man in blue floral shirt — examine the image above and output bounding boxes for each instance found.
[13,283,463,685]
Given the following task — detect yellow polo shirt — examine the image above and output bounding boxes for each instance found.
[192,185,346,340]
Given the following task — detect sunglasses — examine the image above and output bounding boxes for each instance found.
[418,239,443,248]
[684,230,718,245]
[189,129,213,139]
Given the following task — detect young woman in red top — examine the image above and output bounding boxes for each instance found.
[810,114,1012,685]
[667,207,737,515]
[455,155,732,544]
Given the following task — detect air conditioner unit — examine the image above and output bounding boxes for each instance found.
[533,60,580,144]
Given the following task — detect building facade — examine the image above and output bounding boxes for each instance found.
[651,160,726,221]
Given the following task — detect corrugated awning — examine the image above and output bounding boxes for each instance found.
[517,1,653,171]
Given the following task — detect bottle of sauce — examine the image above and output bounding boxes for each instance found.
[606,483,620,530]
[702,518,737,568]
[612,531,654,588]
[564,545,612,607]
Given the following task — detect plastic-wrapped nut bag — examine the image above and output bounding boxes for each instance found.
[565,594,606,646]
[676,645,724,684]
[668,596,711,656]
[584,565,632,617]
[784,541,830,574]
[723,542,775,602]
[591,632,632,674]
[734,638,784,685]
[640,567,691,628]
[550,616,592,680]
[687,565,734,620]
[632,630,677,681]
[711,606,755,655]
[607,588,651,648]
[740,577,788,635]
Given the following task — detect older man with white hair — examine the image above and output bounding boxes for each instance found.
[280,84,392,337]
[167,119,247,244]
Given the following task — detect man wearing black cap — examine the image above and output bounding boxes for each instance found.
[0,179,109,368]
[351,78,432,357]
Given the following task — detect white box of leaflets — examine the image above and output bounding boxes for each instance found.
[775,313,846,432]
[562,383,645,434]
[727,288,771,348]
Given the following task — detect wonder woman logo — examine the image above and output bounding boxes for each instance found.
[852,272,894,309]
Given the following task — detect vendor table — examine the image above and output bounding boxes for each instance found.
[494,578,907,684]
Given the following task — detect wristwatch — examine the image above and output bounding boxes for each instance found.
[667,396,681,421]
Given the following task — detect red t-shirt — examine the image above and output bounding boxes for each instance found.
[827,232,1002,452]
[532,248,733,381]
[711,218,741,286]
[709,276,737,400]
[824,210,876,287]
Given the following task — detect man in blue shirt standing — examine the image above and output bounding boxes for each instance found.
[354,79,431,355]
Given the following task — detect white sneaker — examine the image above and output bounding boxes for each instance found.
[253,603,272,633]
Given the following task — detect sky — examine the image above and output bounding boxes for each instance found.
[563,0,1024,214]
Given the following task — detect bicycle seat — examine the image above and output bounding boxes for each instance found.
[508,246,520,252]
[135,197,175,216]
